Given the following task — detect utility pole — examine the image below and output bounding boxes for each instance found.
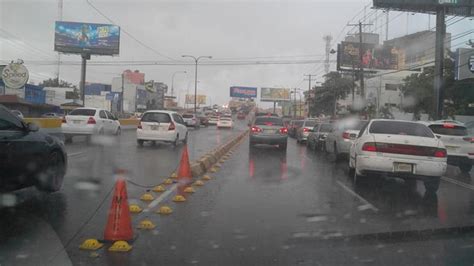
[56,0,63,84]
[347,21,373,99]
[433,7,446,119]
[182,55,212,114]
[304,74,317,117]
[385,10,389,41]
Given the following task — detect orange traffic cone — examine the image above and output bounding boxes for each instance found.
[177,145,192,196]
[103,177,133,242]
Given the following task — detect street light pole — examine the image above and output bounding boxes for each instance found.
[182,55,212,113]
[171,71,186,97]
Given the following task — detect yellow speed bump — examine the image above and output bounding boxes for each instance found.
[172,195,186,202]
[129,204,143,214]
[171,172,178,179]
[163,178,173,185]
[152,185,166,192]
[209,167,218,173]
[219,159,225,163]
[183,186,195,193]
[140,192,154,201]
[202,175,212,181]
[79,239,103,250]
[108,241,132,252]
[156,205,173,215]
[137,219,156,230]
[193,180,205,186]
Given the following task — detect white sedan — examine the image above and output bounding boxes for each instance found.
[217,116,233,129]
[136,110,188,146]
[62,108,121,143]
[349,119,447,192]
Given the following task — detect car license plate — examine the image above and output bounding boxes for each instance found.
[445,145,458,152]
[73,120,81,124]
[151,125,159,130]
[394,163,413,173]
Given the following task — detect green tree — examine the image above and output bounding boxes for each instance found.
[311,71,353,117]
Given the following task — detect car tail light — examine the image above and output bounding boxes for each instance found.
[443,123,455,128]
[463,137,474,143]
[87,117,96,124]
[434,149,447,158]
[251,126,262,133]
[169,122,176,131]
[303,128,309,132]
[264,122,273,126]
[342,132,350,139]
[138,122,142,129]
[362,142,377,152]
[280,127,288,134]
[61,117,67,123]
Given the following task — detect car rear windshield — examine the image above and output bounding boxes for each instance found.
[255,117,283,126]
[304,120,317,127]
[294,121,304,127]
[141,112,171,123]
[69,109,96,116]
[320,124,332,132]
[220,117,231,121]
[369,121,434,138]
[182,114,194,118]
[429,124,468,136]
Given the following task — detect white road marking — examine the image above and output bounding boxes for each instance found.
[336,181,379,212]
[441,176,474,191]
[67,152,86,157]
[144,183,178,212]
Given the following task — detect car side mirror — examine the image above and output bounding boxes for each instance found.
[26,122,39,132]
[436,135,441,139]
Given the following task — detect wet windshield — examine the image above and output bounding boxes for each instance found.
[2,0,474,265]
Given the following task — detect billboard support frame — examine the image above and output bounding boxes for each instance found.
[80,53,90,106]
[434,6,446,120]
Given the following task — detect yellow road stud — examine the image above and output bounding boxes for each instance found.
[89,252,100,258]
[140,192,154,201]
[152,185,165,192]
[183,186,195,193]
[172,195,186,202]
[79,239,103,251]
[156,205,173,215]
[129,204,143,214]
[202,175,212,181]
[137,219,156,230]
[193,180,205,186]
[171,172,178,179]
[108,241,132,252]
[163,178,173,185]
[210,167,218,173]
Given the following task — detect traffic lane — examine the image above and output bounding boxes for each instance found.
[116,136,386,265]
[0,126,242,265]
[126,137,474,265]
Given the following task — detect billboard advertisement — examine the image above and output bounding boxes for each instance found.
[373,0,474,16]
[338,42,400,70]
[54,21,120,55]
[455,48,474,80]
[260,88,291,102]
[230,86,257,98]
[185,94,207,105]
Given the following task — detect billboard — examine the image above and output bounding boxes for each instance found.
[185,94,207,105]
[455,48,474,80]
[230,86,257,98]
[373,0,474,16]
[338,42,400,70]
[260,88,291,102]
[54,21,120,55]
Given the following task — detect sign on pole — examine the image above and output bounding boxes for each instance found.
[230,86,258,98]
[260,88,291,102]
[2,62,29,89]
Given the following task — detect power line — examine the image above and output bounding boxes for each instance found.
[84,0,175,61]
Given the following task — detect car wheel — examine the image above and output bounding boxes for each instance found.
[137,139,144,147]
[424,177,440,192]
[353,158,364,185]
[36,151,65,192]
[184,132,188,144]
[459,163,472,173]
[173,134,179,147]
[115,127,121,136]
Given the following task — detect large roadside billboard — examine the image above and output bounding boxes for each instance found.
[338,42,400,70]
[54,21,120,55]
[230,86,257,98]
[373,0,474,16]
[455,48,474,80]
[260,88,291,102]
[185,94,207,105]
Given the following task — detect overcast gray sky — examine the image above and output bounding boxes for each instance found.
[1,0,472,107]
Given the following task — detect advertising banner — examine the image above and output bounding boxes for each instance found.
[373,0,474,16]
[230,86,257,98]
[260,88,291,102]
[185,94,207,104]
[54,21,120,55]
[338,42,400,70]
[455,48,474,80]
[2,62,29,89]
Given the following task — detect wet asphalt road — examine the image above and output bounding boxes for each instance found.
[3,121,474,265]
